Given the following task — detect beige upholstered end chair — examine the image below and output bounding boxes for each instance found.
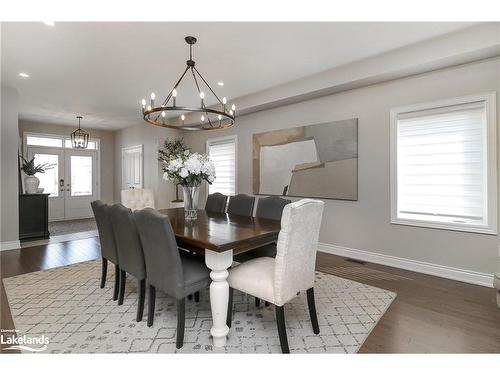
[495,272,500,308]
[227,198,325,353]
[121,188,155,211]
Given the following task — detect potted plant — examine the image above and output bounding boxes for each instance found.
[19,155,55,194]
[159,138,215,220]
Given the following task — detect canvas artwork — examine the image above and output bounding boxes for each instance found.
[253,119,358,200]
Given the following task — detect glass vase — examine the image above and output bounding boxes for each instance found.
[182,185,200,220]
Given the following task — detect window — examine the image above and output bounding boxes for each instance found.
[26,135,63,148]
[33,153,59,197]
[70,155,93,196]
[25,133,98,150]
[207,136,237,196]
[390,93,497,234]
[64,139,97,149]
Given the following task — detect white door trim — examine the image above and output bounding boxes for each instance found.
[122,144,144,190]
[24,132,102,221]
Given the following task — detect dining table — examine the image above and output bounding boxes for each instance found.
[158,207,281,348]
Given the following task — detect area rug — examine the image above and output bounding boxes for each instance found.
[2,260,396,353]
[49,218,97,236]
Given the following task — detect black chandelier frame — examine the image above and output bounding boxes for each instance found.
[142,36,235,131]
[70,115,89,149]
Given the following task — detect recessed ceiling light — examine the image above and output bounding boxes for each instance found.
[217,82,224,86]
[19,72,30,78]
[43,21,55,26]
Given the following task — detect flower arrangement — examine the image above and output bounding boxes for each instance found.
[159,138,216,187]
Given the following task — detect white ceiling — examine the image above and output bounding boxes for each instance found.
[1,22,475,130]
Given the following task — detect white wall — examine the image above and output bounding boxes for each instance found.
[18,120,115,204]
[1,86,20,249]
[113,124,182,208]
[184,58,500,276]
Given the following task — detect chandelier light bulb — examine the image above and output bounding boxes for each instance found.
[181,114,185,122]
[222,97,227,105]
[201,115,206,122]
[199,92,205,99]
[172,89,177,97]
[150,92,156,100]
[231,104,236,111]
[141,99,146,107]
[147,105,152,111]
[218,114,222,120]
[161,111,166,118]
[229,110,234,116]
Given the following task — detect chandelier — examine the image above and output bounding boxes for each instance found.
[141,36,236,131]
[70,115,89,149]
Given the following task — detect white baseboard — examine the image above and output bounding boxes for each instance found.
[318,242,494,288]
[1,240,21,251]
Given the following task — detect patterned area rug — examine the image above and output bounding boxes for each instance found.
[3,260,396,354]
[49,218,97,236]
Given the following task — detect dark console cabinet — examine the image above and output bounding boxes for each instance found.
[19,194,50,241]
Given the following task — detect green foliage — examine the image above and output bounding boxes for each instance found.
[19,155,55,176]
[158,138,189,164]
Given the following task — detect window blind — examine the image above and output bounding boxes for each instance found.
[396,102,487,225]
[208,137,236,196]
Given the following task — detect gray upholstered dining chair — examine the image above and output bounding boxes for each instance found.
[226,199,324,353]
[91,200,120,301]
[236,196,291,260]
[227,193,255,216]
[133,208,211,349]
[109,203,147,322]
[205,192,228,213]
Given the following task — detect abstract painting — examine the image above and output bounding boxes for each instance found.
[253,119,358,200]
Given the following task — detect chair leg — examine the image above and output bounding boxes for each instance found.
[194,291,200,303]
[255,297,260,307]
[226,287,234,328]
[176,298,186,349]
[275,305,290,354]
[118,270,126,305]
[136,279,146,322]
[147,285,156,327]
[306,287,320,334]
[100,258,108,288]
[112,264,120,301]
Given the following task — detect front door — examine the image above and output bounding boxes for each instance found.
[27,147,98,221]
[28,147,65,221]
[64,149,98,219]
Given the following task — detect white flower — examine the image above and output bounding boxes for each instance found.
[185,154,202,175]
[163,172,170,181]
[184,150,190,156]
[179,168,189,178]
[168,158,183,172]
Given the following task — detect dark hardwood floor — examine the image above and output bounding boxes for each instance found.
[1,237,500,353]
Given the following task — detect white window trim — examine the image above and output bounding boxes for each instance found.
[390,92,497,234]
[23,132,100,152]
[206,134,238,198]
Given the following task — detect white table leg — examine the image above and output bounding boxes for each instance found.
[205,248,233,348]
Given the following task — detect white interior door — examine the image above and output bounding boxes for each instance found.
[27,147,65,221]
[64,149,98,219]
[122,145,143,190]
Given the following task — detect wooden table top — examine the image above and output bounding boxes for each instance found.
[158,208,281,254]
